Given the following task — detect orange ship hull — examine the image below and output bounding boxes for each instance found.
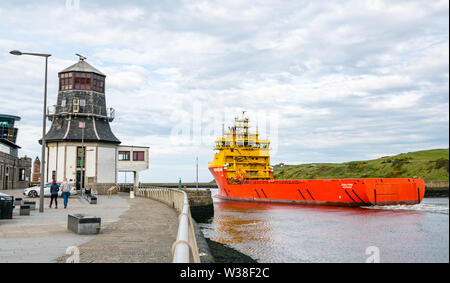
[210,167,425,207]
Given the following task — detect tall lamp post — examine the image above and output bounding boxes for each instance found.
[10,50,51,213]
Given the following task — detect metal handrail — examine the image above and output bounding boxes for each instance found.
[136,188,200,263]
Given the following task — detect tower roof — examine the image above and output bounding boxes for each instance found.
[0,114,21,121]
[59,60,105,76]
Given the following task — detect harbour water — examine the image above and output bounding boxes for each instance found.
[200,189,449,263]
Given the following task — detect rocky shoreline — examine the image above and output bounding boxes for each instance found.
[192,218,257,263]
[204,238,257,263]
[425,187,449,198]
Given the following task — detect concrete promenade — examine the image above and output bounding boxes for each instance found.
[0,189,178,263]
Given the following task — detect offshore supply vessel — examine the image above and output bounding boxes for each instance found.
[208,112,425,207]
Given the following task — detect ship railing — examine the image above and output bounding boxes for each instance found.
[136,187,200,263]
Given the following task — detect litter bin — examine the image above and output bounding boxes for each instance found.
[0,199,14,219]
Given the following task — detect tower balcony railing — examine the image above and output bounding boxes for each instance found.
[106,107,115,121]
[47,105,115,121]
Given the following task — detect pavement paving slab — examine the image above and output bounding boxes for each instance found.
[1,189,179,263]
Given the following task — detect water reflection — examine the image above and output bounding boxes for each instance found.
[200,190,449,263]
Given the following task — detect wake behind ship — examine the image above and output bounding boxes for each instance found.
[208,112,425,207]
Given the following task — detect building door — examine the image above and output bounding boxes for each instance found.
[76,171,83,190]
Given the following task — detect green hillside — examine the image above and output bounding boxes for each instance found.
[273,149,449,181]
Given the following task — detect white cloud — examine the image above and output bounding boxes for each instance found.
[0,0,448,182]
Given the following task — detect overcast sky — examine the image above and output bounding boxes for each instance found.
[0,0,448,182]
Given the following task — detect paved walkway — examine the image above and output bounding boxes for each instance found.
[57,195,179,263]
[0,190,178,263]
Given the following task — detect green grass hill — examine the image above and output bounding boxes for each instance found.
[273,148,449,182]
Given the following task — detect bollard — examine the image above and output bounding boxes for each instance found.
[23,201,36,210]
[14,197,23,206]
[130,190,135,199]
[20,205,30,216]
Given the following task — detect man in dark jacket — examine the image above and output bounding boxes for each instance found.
[49,180,59,209]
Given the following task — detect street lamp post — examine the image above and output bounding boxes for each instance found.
[10,50,51,213]
[79,121,85,193]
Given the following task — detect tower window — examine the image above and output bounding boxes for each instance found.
[59,73,74,90]
[73,73,93,90]
[92,74,105,93]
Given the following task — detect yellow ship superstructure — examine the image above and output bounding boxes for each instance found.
[209,112,273,183]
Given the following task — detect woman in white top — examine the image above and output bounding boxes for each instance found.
[61,178,72,209]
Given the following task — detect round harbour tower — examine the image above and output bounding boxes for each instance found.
[43,55,121,192]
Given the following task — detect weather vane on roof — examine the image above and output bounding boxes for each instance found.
[75,53,87,61]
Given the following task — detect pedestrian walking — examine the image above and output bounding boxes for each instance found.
[61,177,71,209]
[49,180,59,209]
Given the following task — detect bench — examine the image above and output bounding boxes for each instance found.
[83,189,97,204]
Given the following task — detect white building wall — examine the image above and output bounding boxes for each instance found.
[85,146,96,177]
[47,146,57,182]
[66,146,76,182]
[44,142,148,188]
[57,146,65,181]
[117,146,149,172]
[0,143,11,154]
[97,146,116,183]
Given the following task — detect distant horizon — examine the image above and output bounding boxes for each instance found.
[19,143,449,183]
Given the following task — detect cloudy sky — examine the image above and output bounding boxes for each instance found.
[0,0,448,182]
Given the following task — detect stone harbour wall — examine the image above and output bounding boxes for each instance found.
[181,188,214,223]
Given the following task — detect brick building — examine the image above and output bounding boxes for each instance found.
[32,156,41,182]
[0,114,31,190]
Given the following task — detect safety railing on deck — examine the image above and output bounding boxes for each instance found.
[136,188,200,263]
